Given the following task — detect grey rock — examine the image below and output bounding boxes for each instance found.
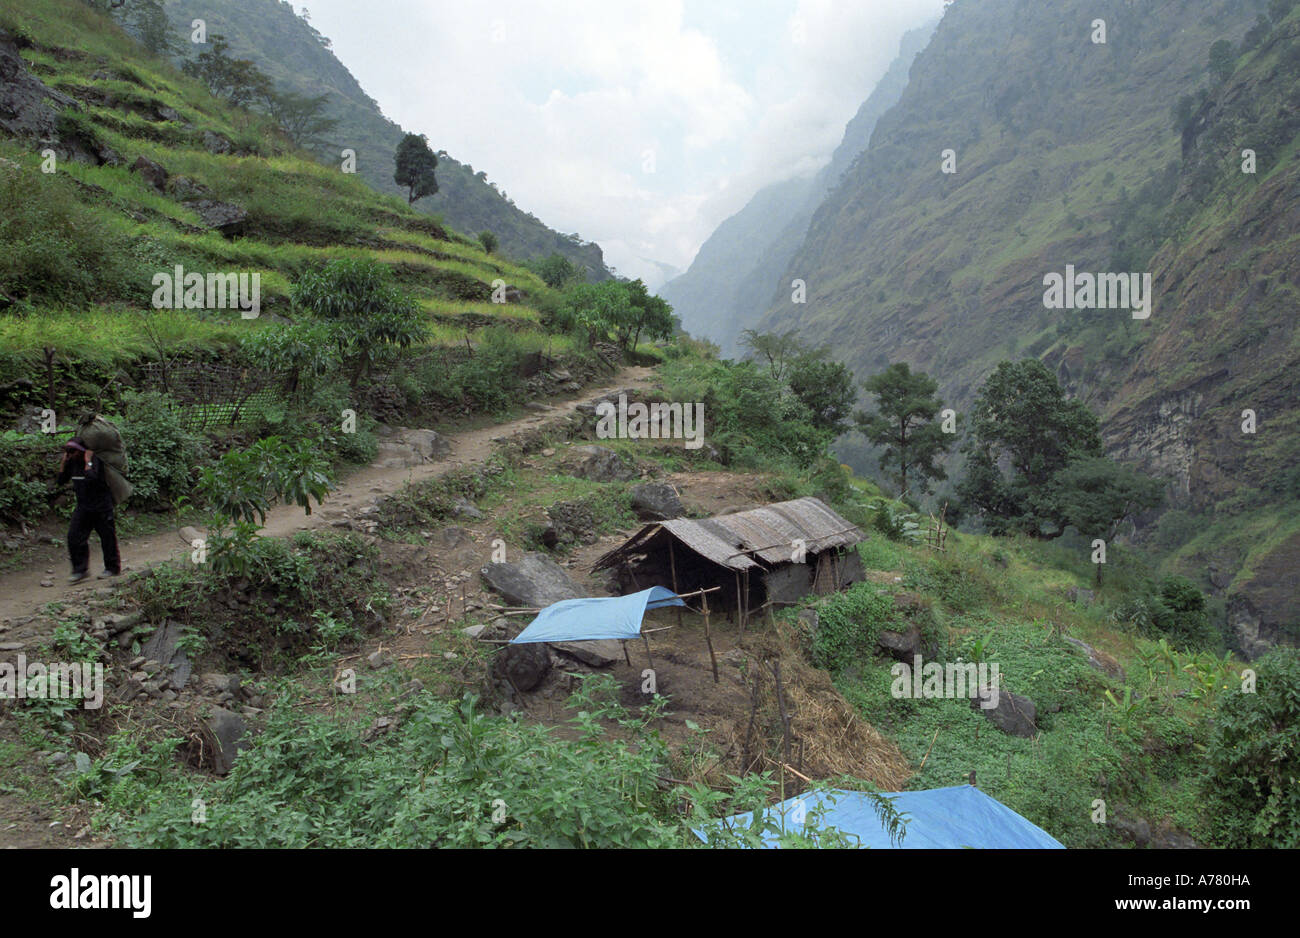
[198,672,236,695]
[461,624,488,640]
[139,620,191,691]
[492,642,550,692]
[1149,829,1199,849]
[204,707,248,775]
[553,639,623,668]
[876,626,922,662]
[201,130,232,154]
[0,29,79,140]
[101,611,142,635]
[372,428,450,469]
[1064,636,1127,682]
[480,552,582,608]
[1113,815,1151,846]
[797,609,819,638]
[450,496,485,521]
[397,679,424,701]
[564,445,636,482]
[367,649,393,670]
[188,199,247,236]
[130,155,167,192]
[971,685,1038,737]
[1066,586,1096,605]
[167,175,207,200]
[629,482,685,521]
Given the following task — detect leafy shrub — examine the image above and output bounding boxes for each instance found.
[1202,648,1300,847]
[197,435,333,525]
[812,582,896,671]
[661,358,830,470]
[870,499,921,542]
[111,391,205,510]
[1153,576,1217,650]
[0,429,62,525]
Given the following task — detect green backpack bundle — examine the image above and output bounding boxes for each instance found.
[77,414,133,506]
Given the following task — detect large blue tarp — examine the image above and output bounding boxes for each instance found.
[700,785,1065,849]
[510,586,686,645]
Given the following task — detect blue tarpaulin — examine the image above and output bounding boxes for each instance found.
[510,587,686,645]
[700,785,1065,849]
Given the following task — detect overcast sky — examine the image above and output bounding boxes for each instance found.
[289,0,943,287]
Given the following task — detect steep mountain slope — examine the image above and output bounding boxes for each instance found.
[755,0,1299,654]
[161,0,612,279]
[659,23,935,354]
[0,0,570,398]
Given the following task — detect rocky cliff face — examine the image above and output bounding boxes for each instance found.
[753,0,1298,654]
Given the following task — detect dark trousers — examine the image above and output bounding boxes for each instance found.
[68,507,120,575]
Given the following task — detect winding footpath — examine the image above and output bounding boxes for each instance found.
[0,367,656,626]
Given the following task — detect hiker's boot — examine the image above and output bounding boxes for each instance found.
[97,569,120,579]
[67,571,89,584]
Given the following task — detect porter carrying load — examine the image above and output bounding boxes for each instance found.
[76,413,133,506]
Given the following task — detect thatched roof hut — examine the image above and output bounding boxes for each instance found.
[593,497,865,624]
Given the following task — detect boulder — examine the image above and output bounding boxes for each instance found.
[450,496,485,521]
[629,482,684,521]
[138,619,191,691]
[204,707,248,775]
[202,130,232,154]
[564,445,635,482]
[543,499,597,547]
[480,553,582,608]
[971,685,1038,737]
[553,640,623,668]
[189,199,247,236]
[400,428,451,461]
[167,175,208,200]
[1112,815,1152,847]
[130,155,167,192]
[198,672,237,695]
[876,625,922,662]
[492,642,550,691]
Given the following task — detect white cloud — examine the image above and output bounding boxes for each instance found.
[291,0,943,286]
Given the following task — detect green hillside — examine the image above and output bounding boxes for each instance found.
[158,0,612,280]
[753,0,1300,657]
[0,0,590,400]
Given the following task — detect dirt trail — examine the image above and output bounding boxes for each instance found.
[0,367,656,625]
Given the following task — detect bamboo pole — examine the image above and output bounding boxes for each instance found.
[768,658,792,769]
[918,726,940,773]
[702,591,718,684]
[668,539,684,630]
[642,632,654,670]
[745,569,752,628]
[738,566,748,639]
